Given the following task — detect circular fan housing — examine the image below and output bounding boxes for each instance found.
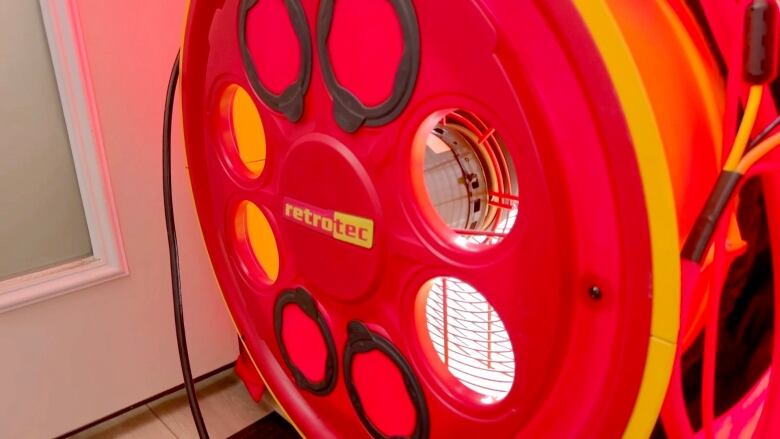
[180,0,724,437]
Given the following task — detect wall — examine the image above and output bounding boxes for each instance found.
[0,1,238,437]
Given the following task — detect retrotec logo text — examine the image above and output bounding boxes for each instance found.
[283,197,374,249]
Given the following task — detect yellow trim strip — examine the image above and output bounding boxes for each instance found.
[572,1,681,438]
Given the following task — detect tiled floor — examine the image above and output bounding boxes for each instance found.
[70,370,275,438]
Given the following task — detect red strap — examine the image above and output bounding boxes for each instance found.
[235,341,266,402]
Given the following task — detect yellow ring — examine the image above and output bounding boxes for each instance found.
[573,1,681,437]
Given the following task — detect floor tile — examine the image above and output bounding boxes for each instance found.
[70,405,175,439]
[148,370,273,438]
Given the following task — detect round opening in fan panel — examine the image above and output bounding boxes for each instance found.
[418,110,519,248]
[217,85,267,177]
[419,276,515,403]
[234,201,279,284]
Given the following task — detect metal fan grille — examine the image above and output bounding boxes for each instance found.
[423,110,519,247]
[424,277,515,401]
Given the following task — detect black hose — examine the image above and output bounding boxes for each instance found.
[163,52,210,439]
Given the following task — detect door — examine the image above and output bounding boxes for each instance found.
[0,1,237,437]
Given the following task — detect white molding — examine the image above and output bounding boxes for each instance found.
[0,0,128,313]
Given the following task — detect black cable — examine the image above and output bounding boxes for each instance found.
[749,113,780,148]
[681,113,780,264]
[681,171,743,263]
[163,52,210,439]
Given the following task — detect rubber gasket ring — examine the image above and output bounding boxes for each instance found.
[343,321,430,439]
[239,0,312,122]
[273,288,338,396]
[317,0,421,133]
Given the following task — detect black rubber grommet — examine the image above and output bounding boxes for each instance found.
[317,0,421,133]
[273,288,338,395]
[239,0,312,122]
[343,321,430,439]
[681,171,743,264]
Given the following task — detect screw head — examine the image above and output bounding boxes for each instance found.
[589,286,603,300]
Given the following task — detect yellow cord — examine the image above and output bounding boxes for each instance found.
[737,131,780,174]
[724,86,764,171]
